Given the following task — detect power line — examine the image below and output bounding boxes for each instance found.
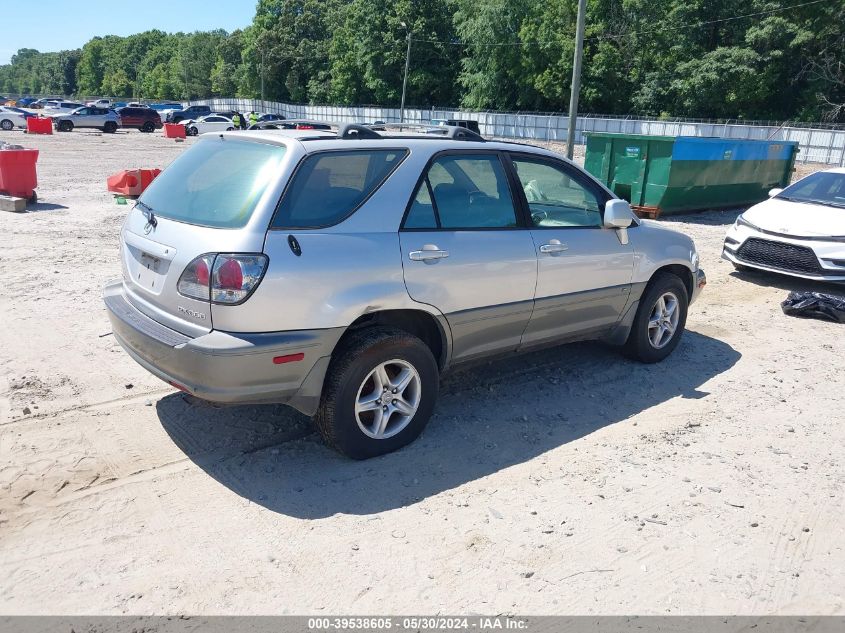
[410,0,832,48]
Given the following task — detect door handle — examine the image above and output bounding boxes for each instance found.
[409,244,449,263]
[539,239,568,254]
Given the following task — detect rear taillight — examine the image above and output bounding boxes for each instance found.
[177,254,214,300]
[177,253,268,304]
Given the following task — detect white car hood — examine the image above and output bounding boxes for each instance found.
[744,197,845,238]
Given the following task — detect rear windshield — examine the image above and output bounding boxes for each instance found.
[272,149,407,228]
[778,172,845,208]
[139,137,287,229]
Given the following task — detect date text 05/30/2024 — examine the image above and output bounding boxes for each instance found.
[307,617,529,631]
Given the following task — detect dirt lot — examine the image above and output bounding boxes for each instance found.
[1,129,843,615]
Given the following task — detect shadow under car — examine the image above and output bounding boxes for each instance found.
[157,330,740,519]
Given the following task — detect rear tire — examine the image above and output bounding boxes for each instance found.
[103,121,117,133]
[314,327,439,459]
[0,119,13,131]
[140,121,155,133]
[623,272,688,363]
[188,126,198,136]
[226,127,234,131]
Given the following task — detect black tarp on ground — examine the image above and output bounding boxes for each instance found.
[781,291,845,323]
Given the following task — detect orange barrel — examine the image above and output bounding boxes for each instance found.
[163,123,186,139]
[107,169,162,196]
[26,117,53,135]
[0,148,39,200]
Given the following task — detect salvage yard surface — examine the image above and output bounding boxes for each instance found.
[1,130,843,614]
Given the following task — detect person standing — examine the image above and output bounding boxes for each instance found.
[232,112,242,129]
[249,111,259,127]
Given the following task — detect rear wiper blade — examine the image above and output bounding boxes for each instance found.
[136,200,157,228]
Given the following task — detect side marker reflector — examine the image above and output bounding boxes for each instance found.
[273,353,305,365]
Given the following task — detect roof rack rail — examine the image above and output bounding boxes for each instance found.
[338,123,382,140]
[363,122,485,142]
[444,125,485,142]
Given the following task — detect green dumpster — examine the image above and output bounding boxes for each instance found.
[583,133,799,217]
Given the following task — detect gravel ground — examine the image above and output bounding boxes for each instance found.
[1,128,843,615]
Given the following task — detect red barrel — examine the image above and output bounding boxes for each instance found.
[163,123,186,139]
[26,117,53,135]
[0,148,39,200]
[107,169,161,196]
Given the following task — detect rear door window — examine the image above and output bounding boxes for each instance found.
[138,137,287,229]
[272,149,408,228]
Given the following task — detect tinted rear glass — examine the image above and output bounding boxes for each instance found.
[139,137,287,229]
[273,150,407,228]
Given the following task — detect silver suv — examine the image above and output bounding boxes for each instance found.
[103,124,705,459]
[53,106,120,133]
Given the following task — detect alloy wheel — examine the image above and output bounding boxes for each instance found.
[354,359,422,440]
[647,292,680,349]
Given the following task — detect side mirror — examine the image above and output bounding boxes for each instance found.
[768,188,783,198]
[604,199,634,229]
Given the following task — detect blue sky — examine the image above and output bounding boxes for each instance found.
[0,1,256,65]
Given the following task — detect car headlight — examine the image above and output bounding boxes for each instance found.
[735,214,757,230]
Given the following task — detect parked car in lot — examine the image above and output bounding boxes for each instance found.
[103,124,705,459]
[433,118,481,134]
[87,98,112,108]
[259,113,286,122]
[53,106,121,133]
[166,104,211,123]
[150,102,183,112]
[183,114,235,136]
[29,98,62,109]
[723,168,845,282]
[0,106,32,130]
[117,106,162,132]
[44,101,85,114]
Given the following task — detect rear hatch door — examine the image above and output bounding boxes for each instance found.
[120,135,291,336]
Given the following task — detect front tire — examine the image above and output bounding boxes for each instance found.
[624,272,688,363]
[140,121,155,133]
[314,327,439,459]
[188,126,198,136]
[0,119,13,131]
[58,120,73,132]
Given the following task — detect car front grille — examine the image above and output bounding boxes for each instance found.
[736,238,823,275]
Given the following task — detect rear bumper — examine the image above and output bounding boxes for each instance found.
[103,280,343,415]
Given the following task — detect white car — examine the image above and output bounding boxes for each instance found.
[183,114,236,136]
[0,106,28,130]
[723,168,845,282]
[87,98,112,108]
[44,101,85,114]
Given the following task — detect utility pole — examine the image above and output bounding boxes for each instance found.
[399,23,411,124]
[566,0,587,159]
[183,57,189,101]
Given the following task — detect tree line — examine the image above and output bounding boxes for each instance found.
[1,0,842,122]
